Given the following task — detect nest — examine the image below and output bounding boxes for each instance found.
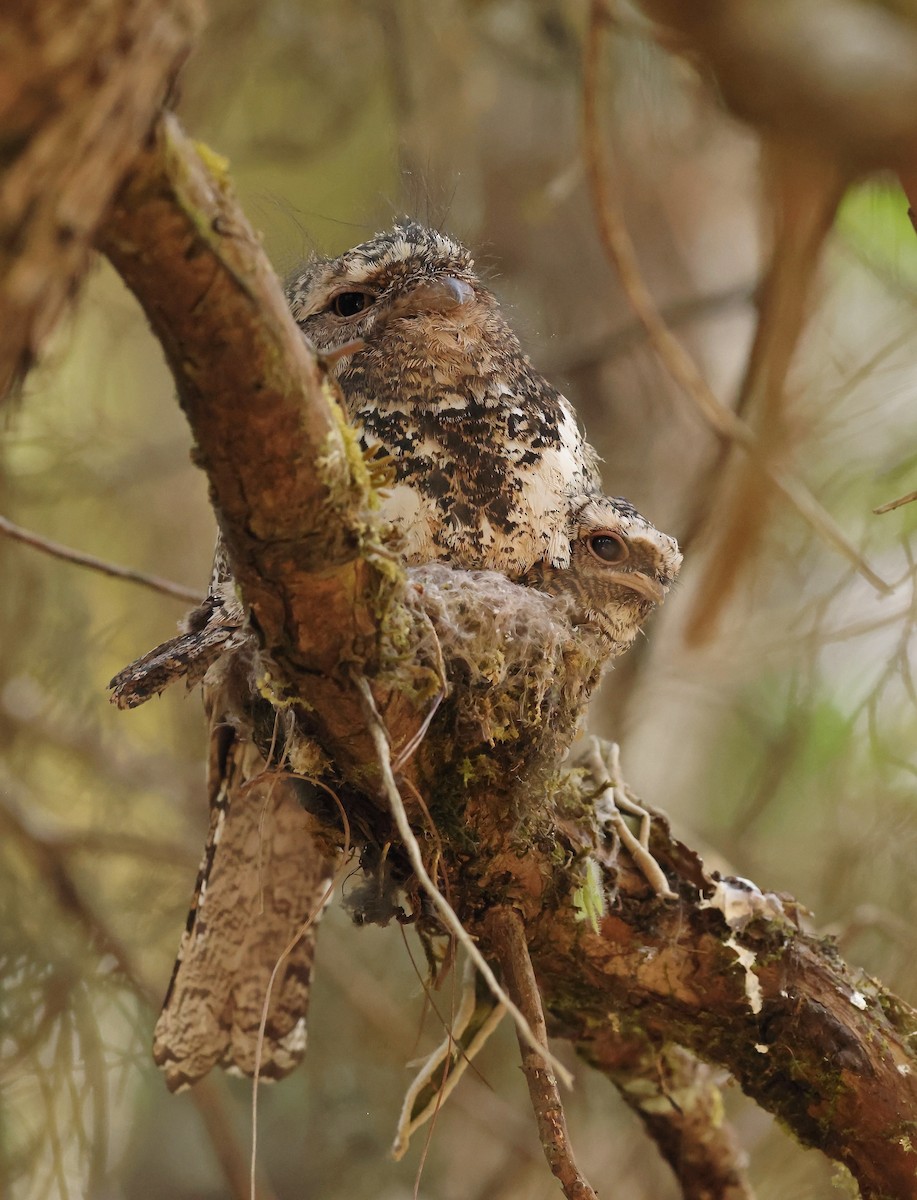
[401,564,608,783]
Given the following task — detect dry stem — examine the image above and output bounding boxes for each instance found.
[875,489,917,515]
[0,514,201,603]
[489,908,599,1200]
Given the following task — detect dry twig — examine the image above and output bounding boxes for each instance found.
[489,908,599,1200]
[875,489,917,515]
[0,514,201,602]
[392,960,507,1160]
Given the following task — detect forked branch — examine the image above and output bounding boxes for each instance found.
[99,115,917,1200]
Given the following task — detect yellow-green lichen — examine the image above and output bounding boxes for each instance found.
[256,669,296,709]
[572,857,607,934]
[193,141,231,187]
[317,382,375,507]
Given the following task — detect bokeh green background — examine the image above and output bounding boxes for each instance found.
[4,3,917,1197]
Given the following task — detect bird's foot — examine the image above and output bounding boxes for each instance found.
[586,737,677,899]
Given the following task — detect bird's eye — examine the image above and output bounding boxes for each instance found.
[587,532,629,564]
[330,291,375,318]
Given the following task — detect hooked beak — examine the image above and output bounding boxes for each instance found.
[604,570,666,605]
[391,275,475,318]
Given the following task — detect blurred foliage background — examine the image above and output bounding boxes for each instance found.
[3,1,917,1198]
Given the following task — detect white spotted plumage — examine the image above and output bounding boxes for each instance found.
[289,220,603,574]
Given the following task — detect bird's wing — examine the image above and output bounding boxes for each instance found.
[108,618,245,709]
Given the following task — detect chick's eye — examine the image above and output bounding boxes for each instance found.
[587,533,628,564]
[331,291,375,318]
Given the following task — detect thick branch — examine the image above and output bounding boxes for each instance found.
[0,0,202,399]
[588,1038,754,1200]
[98,115,423,775]
[636,0,917,172]
[517,836,917,1200]
[99,118,917,1199]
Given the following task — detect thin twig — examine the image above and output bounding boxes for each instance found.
[489,908,599,1200]
[875,489,917,515]
[353,672,575,1090]
[581,1,890,596]
[0,514,201,602]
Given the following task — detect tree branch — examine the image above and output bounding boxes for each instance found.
[99,116,917,1200]
[489,907,599,1200]
[0,0,202,398]
[0,513,200,602]
[97,114,424,781]
[635,0,917,173]
[586,1037,754,1200]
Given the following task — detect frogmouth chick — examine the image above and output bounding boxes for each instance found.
[524,495,682,657]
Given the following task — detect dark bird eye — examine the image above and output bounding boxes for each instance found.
[331,291,375,318]
[587,533,629,564]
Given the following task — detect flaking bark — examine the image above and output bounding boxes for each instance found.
[99,116,917,1200]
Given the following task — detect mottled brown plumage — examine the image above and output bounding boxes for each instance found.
[524,495,681,657]
[287,221,602,572]
[116,223,680,1093]
[152,736,330,1091]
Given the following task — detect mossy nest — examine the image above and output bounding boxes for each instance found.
[398,564,609,786]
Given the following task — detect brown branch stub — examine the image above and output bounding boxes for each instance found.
[0,0,203,400]
[586,1038,755,1200]
[488,907,599,1200]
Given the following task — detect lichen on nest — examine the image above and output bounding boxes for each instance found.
[399,563,608,769]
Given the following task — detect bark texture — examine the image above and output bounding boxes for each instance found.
[0,0,202,399]
[98,117,917,1200]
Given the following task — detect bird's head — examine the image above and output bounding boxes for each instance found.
[524,496,682,655]
[287,222,488,366]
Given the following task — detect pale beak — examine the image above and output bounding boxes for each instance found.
[392,275,475,317]
[604,570,666,605]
